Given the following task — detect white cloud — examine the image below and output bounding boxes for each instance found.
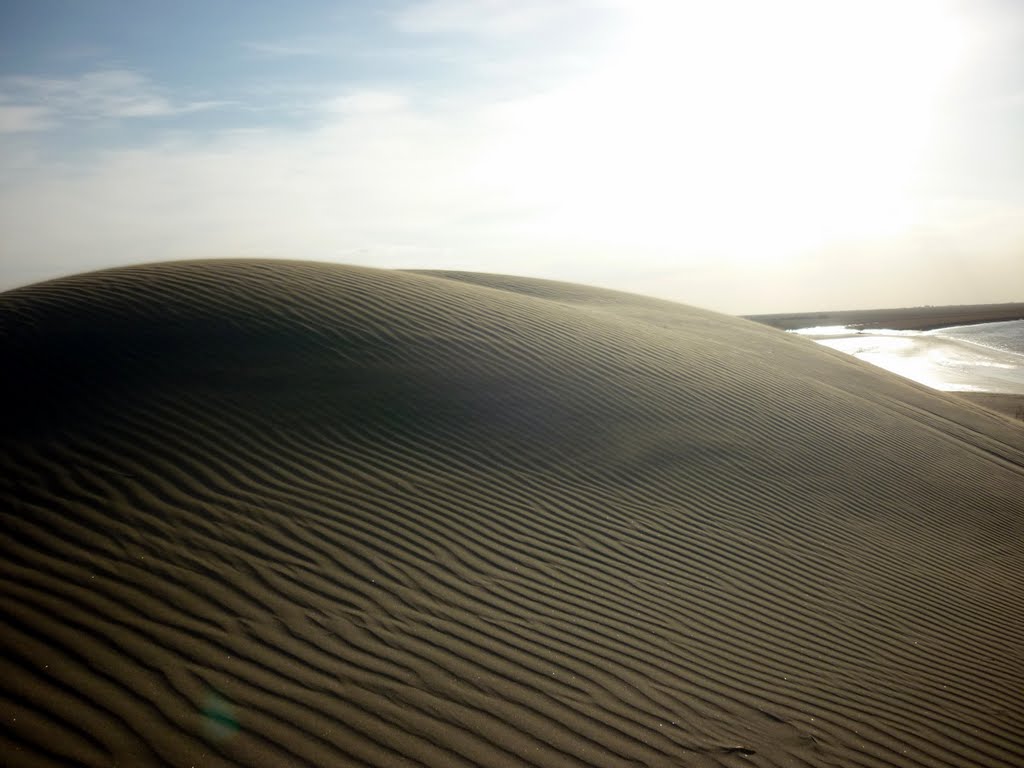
[0,69,221,128]
[0,105,55,134]
[2,0,1022,312]
[325,90,408,115]
[3,80,1022,314]
[0,90,509,280]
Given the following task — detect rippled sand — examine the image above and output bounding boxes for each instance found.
[3,260,1024,767]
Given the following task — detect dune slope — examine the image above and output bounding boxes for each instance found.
[2,259,1023,768]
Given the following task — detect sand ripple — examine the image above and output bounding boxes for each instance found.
[3,260,1024,767]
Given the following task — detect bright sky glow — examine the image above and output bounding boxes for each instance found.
[1,0,1022,312]
[477,0,969,253]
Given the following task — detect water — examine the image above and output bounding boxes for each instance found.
[791,319,1024,394]
[928,320,1024,356]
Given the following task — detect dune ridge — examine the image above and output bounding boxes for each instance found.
[2,259,1024,767]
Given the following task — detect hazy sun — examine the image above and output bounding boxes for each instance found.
[480,0,974,265]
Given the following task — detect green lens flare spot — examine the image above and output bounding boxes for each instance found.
[201,691,239,743]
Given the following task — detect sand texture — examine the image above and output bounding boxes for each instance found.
[958,393,1024,424]
[3,260,1024,767]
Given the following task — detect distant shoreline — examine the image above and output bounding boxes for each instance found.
[750,303,1024,421]
[747,302,1024,332]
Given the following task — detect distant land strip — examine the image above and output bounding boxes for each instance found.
[748,302,1024,332]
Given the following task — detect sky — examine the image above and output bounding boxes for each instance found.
[1,0,1022,314]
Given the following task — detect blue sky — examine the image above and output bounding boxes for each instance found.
[1,0,1022,313]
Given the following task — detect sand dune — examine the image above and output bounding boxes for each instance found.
[2,259,1023,768]
[958,393,1024,424]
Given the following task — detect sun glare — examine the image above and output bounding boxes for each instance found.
[480,0,973,265]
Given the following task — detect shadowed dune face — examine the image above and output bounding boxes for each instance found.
[2,260,1024,768]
